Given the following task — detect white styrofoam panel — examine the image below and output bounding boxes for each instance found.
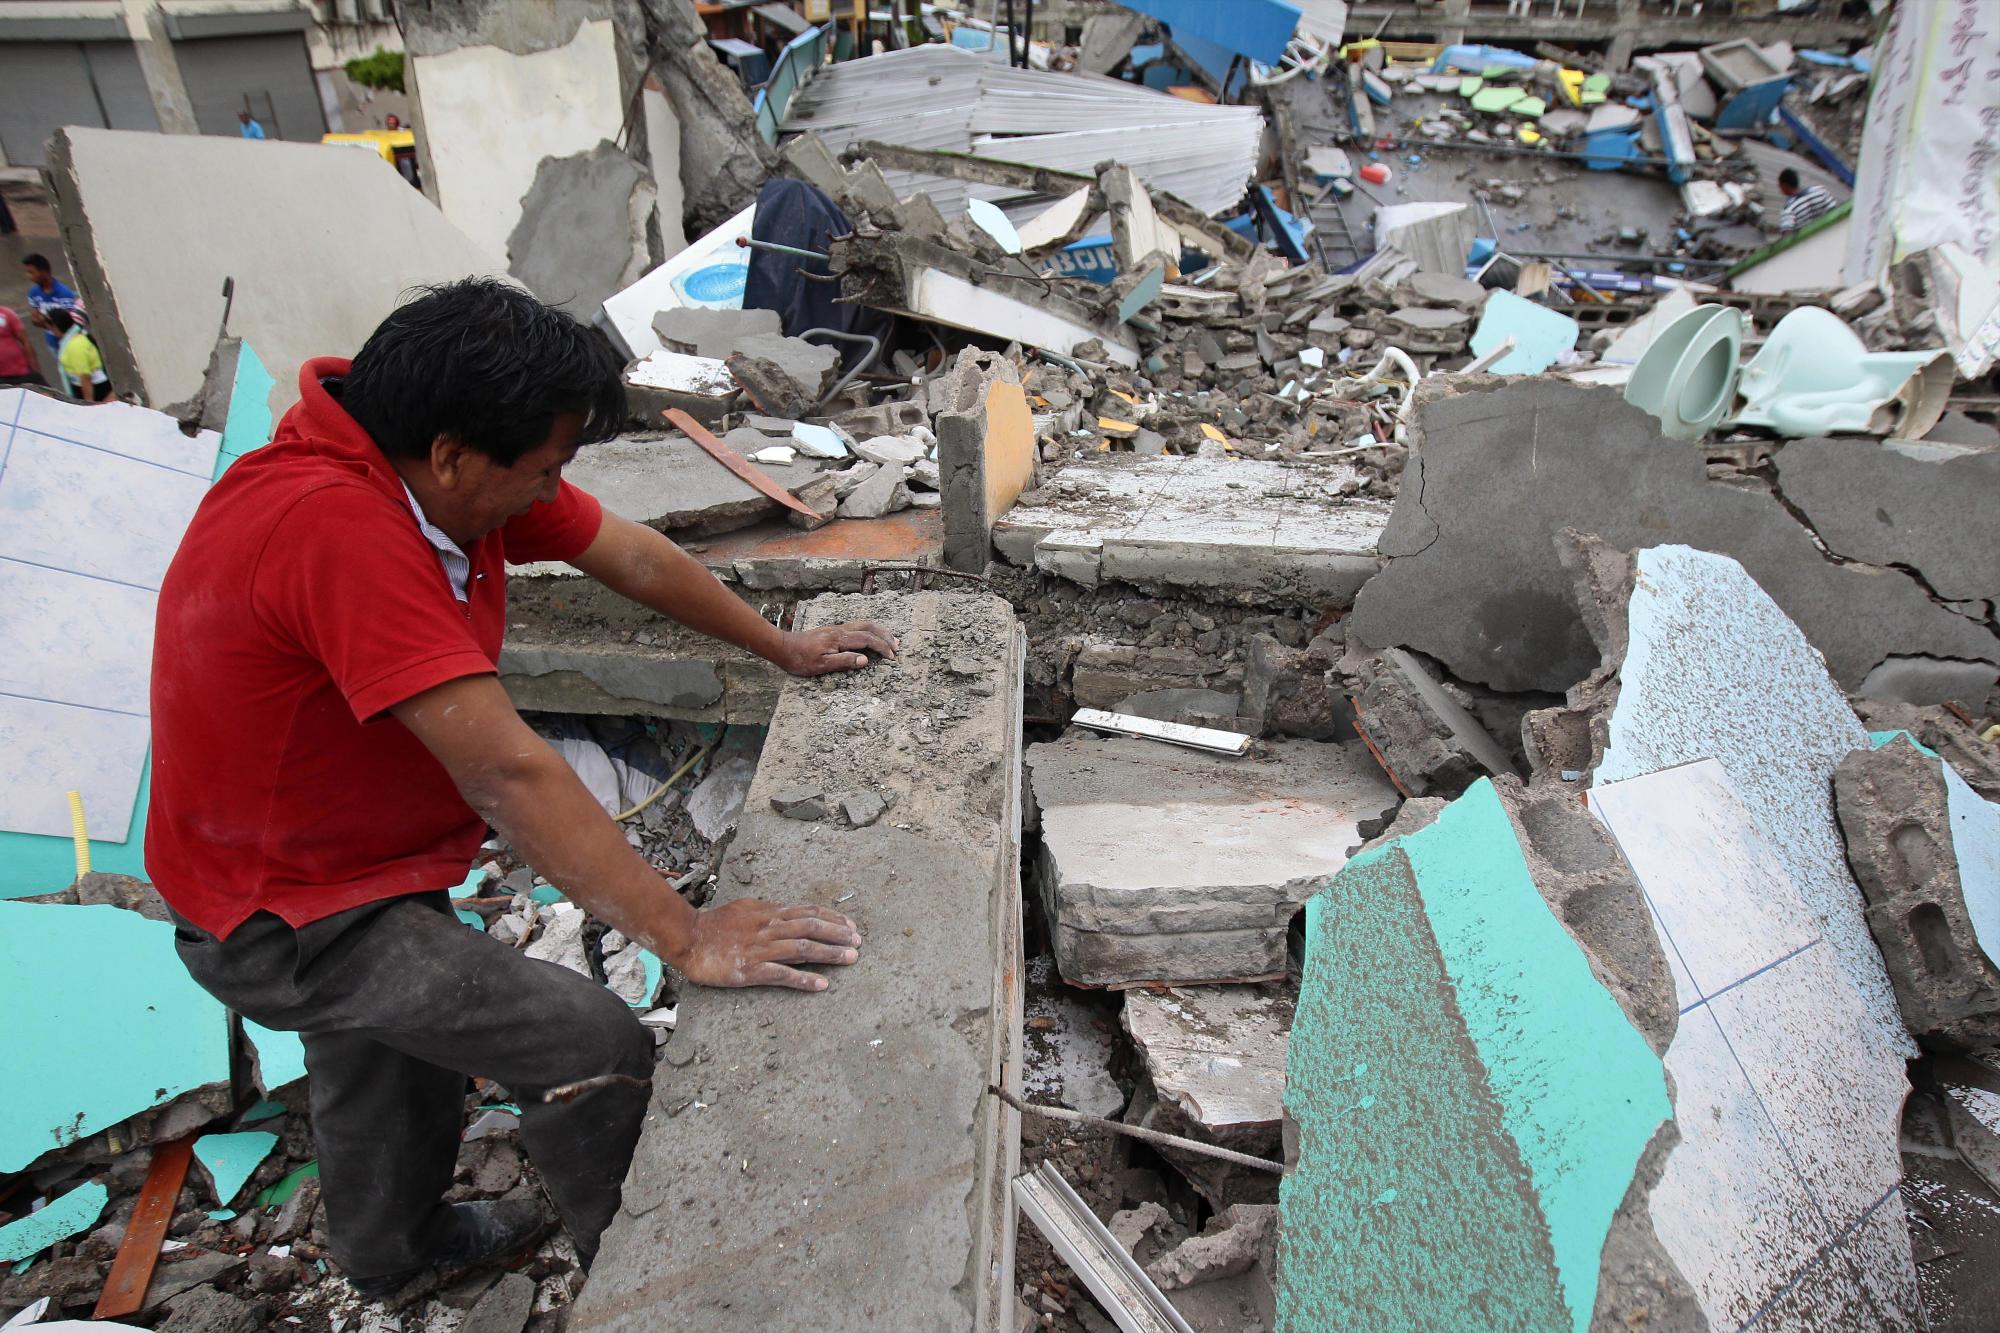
[0,427,210,586]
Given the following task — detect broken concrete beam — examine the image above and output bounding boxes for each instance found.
[993,456,1389,606]
[1589,758,1922,1328]
[573,591,1024,1333]
[1834,733,2000,1051]
[507,140,655,319]
[652,306,782,358]
[499,580,785,724]
[828,228,1141,368]
[1027,734,1396,987]
[1534,537,1916,1059]
[1774,435,2000,607]
[935,349,1035,573]
[1122,983,1290,1133]
[1350,647,1516,797]
[1347,378,2000,694]
[1279,776,1695,1332]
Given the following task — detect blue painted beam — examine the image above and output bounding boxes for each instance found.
[1114,0,1300,67]
[1778,105,1856,187]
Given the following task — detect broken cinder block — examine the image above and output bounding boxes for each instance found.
[1835,733,2000,1051]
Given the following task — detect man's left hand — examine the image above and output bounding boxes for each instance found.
[776,620,899,676]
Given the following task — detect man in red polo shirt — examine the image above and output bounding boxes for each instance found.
[150,279,894,1297]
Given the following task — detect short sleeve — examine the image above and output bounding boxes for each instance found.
[254,483,496,722]
[501,479,602,565]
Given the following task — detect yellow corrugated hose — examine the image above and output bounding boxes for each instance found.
[66,788,91,877]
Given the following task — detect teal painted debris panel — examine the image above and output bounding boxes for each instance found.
[216,340,276,477]
[0,902,232,1173]
[1470,290,1580,374]
[1278,781,1669,1333]
[193,1131,279,1207]
[0,1181,109,1263]
[243,1020,308,1092]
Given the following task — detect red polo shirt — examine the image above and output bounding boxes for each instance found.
[148,357,604,937]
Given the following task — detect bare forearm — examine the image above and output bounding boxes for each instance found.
[468,748,696,964]
[578,516,787,660]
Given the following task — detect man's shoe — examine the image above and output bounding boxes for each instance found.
[347,1200,549,1300]
[435,1198,550,1269]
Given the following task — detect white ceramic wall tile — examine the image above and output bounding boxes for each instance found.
[0,429,210,586]
[1592,756,1921,1330]
[0,392,215,841]
[1589,759,1818,1002]
[1837,1196,1926,1331]
[7,389,220,478]
[1709,955,1909,1223]
[0,561,156,714]
[0,695,150,840]
[1647,1004,1831,1330]
[1594,544,1909,1057]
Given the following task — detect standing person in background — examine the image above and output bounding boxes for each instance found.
[0,302,43,387]
[386,114,403,131]
[48,309,110,402]
[239,109,267,140]
[22,253,80,357]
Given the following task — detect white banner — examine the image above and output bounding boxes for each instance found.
[1843,0,2000,284]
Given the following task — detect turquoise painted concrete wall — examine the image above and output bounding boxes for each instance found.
[1279,781,1670,1332]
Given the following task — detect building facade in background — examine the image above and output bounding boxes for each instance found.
[0,0,323,168]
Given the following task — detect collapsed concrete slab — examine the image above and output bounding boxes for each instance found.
[401,1,659,265]
[1534,539,1916,1059]
[44,128,508,417]
[1835,733,2000,1051]
[1590,758,1923,1329]
[506,140,656,319]
[1026,734,1396,987]
[1774,435,2000,605]
[574,591,1024,1333]
[1278,778,1690,1333]
[1122,983,1290,1134]
[994,456,1389,605]
[1346,378,1999,694]
[560,432,827,537]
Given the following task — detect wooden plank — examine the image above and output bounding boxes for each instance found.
[661,408,827,524]
[92,1135,193,1320]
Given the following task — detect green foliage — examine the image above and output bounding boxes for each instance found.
[344,47,405,94]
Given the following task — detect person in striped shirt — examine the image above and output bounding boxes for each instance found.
[1777,168,1837,233]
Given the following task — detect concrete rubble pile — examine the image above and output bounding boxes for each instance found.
[7,0,2000,1331]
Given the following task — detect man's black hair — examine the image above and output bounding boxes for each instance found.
[340,277,626,466]
[22,253,50,272]
[1778,168,1800,190]
[45,308,74,333]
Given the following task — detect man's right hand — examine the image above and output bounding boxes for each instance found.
[677,898,862,992]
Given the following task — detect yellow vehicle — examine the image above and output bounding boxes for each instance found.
[320,129,421,188]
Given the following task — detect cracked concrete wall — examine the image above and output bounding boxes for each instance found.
[402,0,655,267]
[506,141,657,319]
[638,0,777,239]
[1348,377,2000,697]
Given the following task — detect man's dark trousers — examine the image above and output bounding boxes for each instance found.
[173,892,653,1280]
